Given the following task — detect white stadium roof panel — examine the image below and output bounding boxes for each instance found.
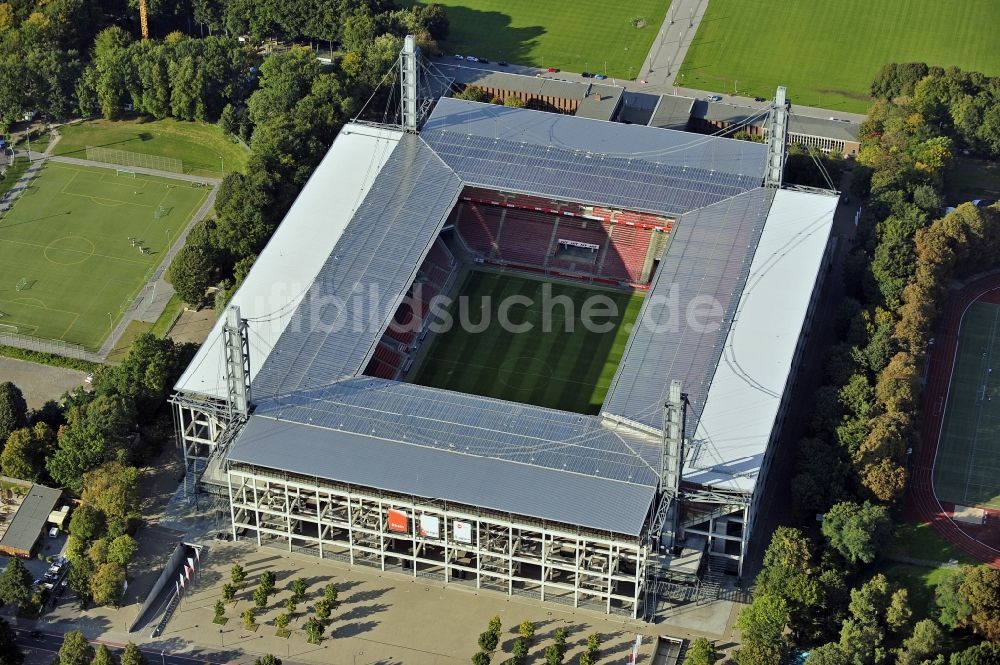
[685,189,837,492]
[174,124,403,399]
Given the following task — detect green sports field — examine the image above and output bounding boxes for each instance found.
[403,0,671,78]
[54,118,249,179]
[933,300,1000,510]
[412,271,644,414]
[679,0,1000,113]
[0,162,208,350]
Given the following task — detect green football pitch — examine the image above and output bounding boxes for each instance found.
[679,0,1000,113]
[933,300,1000,510]
[0,162,208,350]
[402,0,671,78]
[412,271,644,414]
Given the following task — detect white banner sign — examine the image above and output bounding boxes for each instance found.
[453,520,473,543]
[558,238,600,250]
[419,514,440,539]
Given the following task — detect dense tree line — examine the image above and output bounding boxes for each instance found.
[737,64,1000,665]
[870,63,1000,159]
[0,335,192,606]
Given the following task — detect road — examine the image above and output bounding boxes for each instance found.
[13,627,227,665]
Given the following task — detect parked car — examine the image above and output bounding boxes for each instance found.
[753,96,766,102]
[593,73,607,80]
[466,55,478,61]
[546,67,559,73]
[453,54,463,60]
[706,94,723,102]
[581,72,592,78]
[478,57,489,64]
[497,60,508,66]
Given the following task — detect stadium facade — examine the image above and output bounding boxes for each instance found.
[172,42,838,619]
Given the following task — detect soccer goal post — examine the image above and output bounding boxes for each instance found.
[15,277,29,292]
[0,324,17,334]
[153,205,169,220]
[116,169,137,178]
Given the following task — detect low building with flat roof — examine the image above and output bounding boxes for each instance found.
[0,482,62,558]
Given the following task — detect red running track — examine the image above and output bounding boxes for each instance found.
[907,274,1000,567]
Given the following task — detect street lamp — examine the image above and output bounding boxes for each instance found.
[160,650,165,665]
[219,628,224,647]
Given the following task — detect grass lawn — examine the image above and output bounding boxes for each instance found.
[946,156,1000,205]
[0,162,208,350]
[885,522,974,565]
[403,0,671,78]
[933,299,1000,509]
[678,0,1000,113]
[55,118,249,179]
[412,270,643,414]
[881,563,959,622]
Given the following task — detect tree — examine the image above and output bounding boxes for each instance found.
[214,600,226,623]
[314,598,331,621]
[92,645,116,665]
[274,612,290,636]
[47,395,135,493]
[518,620,534,641]
[838,618,883,665]
[81,463,141,538]
[90,563,126,606]
[935,568,971,629]
[503,96,526,108]
[253,655,280,665]
[0,618,23,665]
[68,505,104,543]
[949,641,1000,665]
[107,535,138,568]
[896,619,943,665]
[472,653,491,665]
[0,382,28,445]
[58,632,94,665]
[1,422,55,482]
[886,588,912,634]
[95,334,193,420]
[803,644,849,665]
[821,501,893,564]
[222,583,236,603]
[283,596,295,614]
[511,639,529,664]
[88,539,109,566]
[683,637,719,665]
[167,244,214,306]
[958,565,1000,640]
[242,607,256,630]
[259,570,276,595]
[231,563,246,587]
[253,586,268,609]
[291,577,307,601]
[304,616,323,644]
[66,558,95,604]
[579,634,601,665]
[0,559,32,610]
[453,86,489,103]
[737,594,789,664]
[119,644,144,665]
[322,582,339,609]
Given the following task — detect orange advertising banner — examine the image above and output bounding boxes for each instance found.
[387,508,409,533]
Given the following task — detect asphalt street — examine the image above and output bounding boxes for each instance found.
[12,627,229,665]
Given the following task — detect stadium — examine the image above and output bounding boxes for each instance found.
[171,39,838,619]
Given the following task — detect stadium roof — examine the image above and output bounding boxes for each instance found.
[230,378,662,535]
[602,187,776,433]
[175,124,404,401]
[686,189,837,491]
[177,99,835,525]
[422,98,767,216]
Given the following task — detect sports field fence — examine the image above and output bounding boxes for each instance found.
[85,146,183,174]
[0,331,102,362]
